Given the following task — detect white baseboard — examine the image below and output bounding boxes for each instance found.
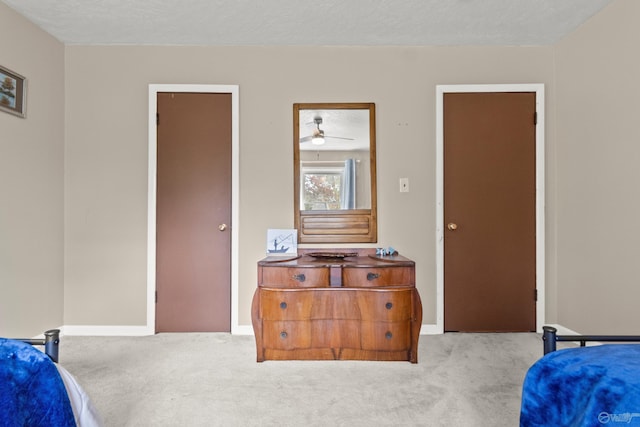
[232,325,254,335]
[544,323,580,335]
[420,324,442,335]
[543,323,609,347]
[31,327,65,339]
[61,323,439,336]
[63,325,154,336]
[63,324,252,336]
[62,323,571,337]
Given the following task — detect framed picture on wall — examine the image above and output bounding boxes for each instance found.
[266,229,297,256]
[0,65,27,118]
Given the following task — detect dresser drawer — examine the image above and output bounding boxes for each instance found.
[357,289,414,321]
[262,320,311,350]
[360,321,411,351]
[310,319,361,349]
[259,290,315,320]
[342,266,414,287]
[260,289,364,320]
[260,266,330,288]
[260,289,413,321]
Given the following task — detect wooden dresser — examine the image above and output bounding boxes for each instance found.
[251,249,422,363]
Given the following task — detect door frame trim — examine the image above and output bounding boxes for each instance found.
[435,84,545,333]
[147,84,240,334]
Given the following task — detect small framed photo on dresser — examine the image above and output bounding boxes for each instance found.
[266,229,297,256]
[0,65,26,118]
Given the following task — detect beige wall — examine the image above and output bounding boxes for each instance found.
[555,0,640,334]
[0,3,65,337]
[63,45,556,329]
[7,0,638,337]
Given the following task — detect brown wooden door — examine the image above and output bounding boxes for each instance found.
[156,92,232,332]
[444,92,536,332]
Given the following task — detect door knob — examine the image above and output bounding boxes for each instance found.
[447,223,458,231]
[218,223,227,231]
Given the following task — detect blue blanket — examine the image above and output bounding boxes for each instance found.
[0,338,76,427]
[520,344,640,427]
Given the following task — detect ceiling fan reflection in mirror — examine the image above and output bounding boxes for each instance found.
[300,117,354,145]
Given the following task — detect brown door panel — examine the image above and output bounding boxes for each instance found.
[444,92,536,332]
[156,92,232,332]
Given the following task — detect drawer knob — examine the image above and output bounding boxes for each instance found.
[292,273,306,282]
[385,331,393,340]
[367,272,379,281]
[385,302,393,310]
[280,301,287,309]
[280,331,288,339]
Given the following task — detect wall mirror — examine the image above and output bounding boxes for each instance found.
[293,103,377,243]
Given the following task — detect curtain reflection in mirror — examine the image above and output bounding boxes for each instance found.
[341,158,356,209]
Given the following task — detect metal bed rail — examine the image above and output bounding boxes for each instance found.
[543,326,640,355]
[16,329,60,363]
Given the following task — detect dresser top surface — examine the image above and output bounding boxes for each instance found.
[258,253,414,268]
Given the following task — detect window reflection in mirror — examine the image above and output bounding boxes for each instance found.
[301,163,344,210]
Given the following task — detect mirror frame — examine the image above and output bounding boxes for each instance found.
[293,102,377,243]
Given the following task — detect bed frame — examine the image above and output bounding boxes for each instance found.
[16,329,60,363]
[542,325,640,355]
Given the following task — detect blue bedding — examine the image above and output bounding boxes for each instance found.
[0,338,76,427]
[520,344,640,427]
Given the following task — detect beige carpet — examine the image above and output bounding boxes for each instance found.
[58,332,549,427]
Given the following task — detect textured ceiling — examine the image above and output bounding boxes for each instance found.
[1,0,612,46]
